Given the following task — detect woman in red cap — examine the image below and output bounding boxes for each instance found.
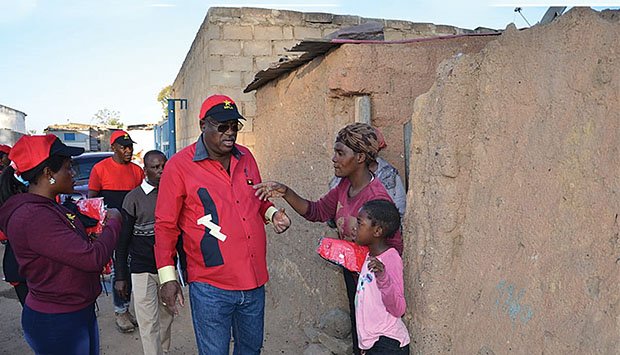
[0,134,122,355]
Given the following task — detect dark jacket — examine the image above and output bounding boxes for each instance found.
[0,193,121,313]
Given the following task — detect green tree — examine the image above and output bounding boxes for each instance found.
[93,108,124,128]
[157,85,172,120]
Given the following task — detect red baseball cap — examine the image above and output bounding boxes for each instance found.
[199,94,245,122]
[110,130,136,146]
[0,144,10,155]
[9,134,84,175]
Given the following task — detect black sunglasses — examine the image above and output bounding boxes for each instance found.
[206,119,244,133]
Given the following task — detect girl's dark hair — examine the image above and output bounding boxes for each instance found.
[0,155,69,206]
[361,199,401,239]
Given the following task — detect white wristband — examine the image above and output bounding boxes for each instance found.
[265,206,278,223]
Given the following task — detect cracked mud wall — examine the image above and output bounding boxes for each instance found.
[252,37,493,353]
[406,8,620,353]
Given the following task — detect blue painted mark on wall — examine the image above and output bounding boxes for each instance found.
[494,280,534,325]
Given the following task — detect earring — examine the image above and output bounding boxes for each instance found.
[49,177,56,185]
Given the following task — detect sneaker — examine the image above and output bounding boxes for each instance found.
[127,310,139,327]
[115,312,135,333]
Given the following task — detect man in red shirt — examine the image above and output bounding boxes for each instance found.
[155,94,291,354]
[89,130,144,333]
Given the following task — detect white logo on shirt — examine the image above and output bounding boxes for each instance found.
[197,214,227,242]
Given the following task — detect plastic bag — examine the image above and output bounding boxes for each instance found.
[316,238,368,273]
[75,198,112,274]
[75,197,107,235]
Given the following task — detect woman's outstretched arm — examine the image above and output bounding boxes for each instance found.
[254,181,310,216]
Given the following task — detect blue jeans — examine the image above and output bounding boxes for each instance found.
[189,281,265,355]
[22,303,99,355]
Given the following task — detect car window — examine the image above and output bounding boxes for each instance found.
[73,156,109,181]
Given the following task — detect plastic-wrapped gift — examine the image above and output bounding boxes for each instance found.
[316,238,369,273]
[75,197,107,235]
[75,197,112,274]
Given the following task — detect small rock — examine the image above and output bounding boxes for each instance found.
[318,308,350,339]
[304,326,321,343]
[318,331,352,355]
[304,343,333,355]
[478,345,496,355]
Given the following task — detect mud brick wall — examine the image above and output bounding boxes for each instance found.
[406,8,620,353]
[252,36,494,353]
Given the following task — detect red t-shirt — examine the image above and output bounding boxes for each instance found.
[88,157,144,209]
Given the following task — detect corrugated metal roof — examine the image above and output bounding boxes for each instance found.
[244,39,338,93]
[244,33,501,93]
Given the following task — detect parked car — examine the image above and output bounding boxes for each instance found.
[70,152,113,198]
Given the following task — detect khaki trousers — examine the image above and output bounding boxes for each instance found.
[131,273,174,355]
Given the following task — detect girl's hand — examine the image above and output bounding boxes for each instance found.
[368,256,384,275]
[253,181,288,201]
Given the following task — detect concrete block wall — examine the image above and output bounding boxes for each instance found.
[171,7,488,151]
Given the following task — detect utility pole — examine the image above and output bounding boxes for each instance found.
[167,98,187,157]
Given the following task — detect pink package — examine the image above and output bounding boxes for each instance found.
[316,238,369,273]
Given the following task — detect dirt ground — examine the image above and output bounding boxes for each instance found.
[0,246,198,355]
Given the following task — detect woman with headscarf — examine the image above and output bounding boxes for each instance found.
[254,123,403,355]
[0,134,122,355]
[329,127,407,219]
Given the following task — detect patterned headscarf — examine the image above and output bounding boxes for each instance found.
[336,123,379,163]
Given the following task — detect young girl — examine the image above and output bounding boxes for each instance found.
[353,199,410,354]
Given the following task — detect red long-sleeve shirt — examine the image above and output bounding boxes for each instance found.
[154,138,274,290]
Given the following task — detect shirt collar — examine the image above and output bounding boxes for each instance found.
[193,134,243,162]
[140,179,156,195]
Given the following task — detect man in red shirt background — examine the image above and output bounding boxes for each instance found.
[155,94,291,354]
[89,130,144,333]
